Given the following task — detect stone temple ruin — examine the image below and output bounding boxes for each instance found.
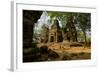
[39,19,63,43]
[39,18,77,44]
[48,19,63,43]
[23,10,78,48]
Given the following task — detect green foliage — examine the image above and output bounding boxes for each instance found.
[77,13,91,31]
[77,13,91,42]
[48,11,73,28]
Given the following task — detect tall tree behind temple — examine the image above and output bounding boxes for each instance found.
[64,14,77,42]
[77,13,91,43]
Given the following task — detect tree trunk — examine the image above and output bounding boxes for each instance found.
[83,31,87,44]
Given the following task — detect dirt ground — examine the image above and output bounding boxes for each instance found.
[36,42,91,60]
[23,42,91,62]
[37,42,91,53]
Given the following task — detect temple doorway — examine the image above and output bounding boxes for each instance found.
[50,36,54,42]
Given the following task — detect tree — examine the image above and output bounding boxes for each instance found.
[64,14,77,42]
[77,13,91,43]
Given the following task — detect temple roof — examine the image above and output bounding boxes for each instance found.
[51,19,60,29]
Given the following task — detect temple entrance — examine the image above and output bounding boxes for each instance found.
[50,36,54,42]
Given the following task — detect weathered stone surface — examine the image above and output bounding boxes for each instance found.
[23,10,42,48]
